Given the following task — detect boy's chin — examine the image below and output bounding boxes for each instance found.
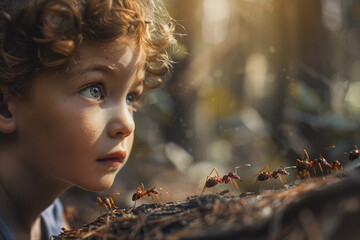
[78,178,115,192]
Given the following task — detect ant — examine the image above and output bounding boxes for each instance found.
[327,152,347,175]
[349,145,360,161]
[255,166,294,189]
[94,193,120,216]
[132,183,170,209]
[295,145,335,180]
[327,160,345,174]
[200,164,251,196]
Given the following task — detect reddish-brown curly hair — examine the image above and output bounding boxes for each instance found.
[0,0,175,97]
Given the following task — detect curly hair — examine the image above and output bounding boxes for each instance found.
[0,0,175,97]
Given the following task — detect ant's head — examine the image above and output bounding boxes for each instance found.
[149,187,159,194]
[228,172,242,181]
[278,169,290,175]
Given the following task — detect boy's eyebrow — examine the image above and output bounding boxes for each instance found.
[73,62,146,78]
[76,64,125,76]
[133,77,145,89]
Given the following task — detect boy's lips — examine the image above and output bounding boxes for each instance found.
[96,151,127,167]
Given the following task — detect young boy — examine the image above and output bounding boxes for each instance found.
[0,0,175,239]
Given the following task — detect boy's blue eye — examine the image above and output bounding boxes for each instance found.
[79,83,104,100]
[126,94,134,106]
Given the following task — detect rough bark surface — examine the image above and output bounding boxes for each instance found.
[52,167,360,240]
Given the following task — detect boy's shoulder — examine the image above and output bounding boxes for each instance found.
[40,198,64,240]
[0,215,16,240]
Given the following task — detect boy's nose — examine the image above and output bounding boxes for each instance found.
[107,105,135,139]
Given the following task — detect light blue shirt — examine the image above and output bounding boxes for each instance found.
[0,198,64,240]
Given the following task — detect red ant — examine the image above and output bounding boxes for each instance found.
[349,145,360,161]
[327,152,347,175]
[200,164,251,196]
[295,145,335,180]
[94,193,120,215]
[327,160,345,174]
[255,166,294,188]
[132,183,170,208]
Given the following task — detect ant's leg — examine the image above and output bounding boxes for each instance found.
[257,166,270,175]
[301,150,305,160]
[154,193,164,205]
[200,175,211,196]
[201,168,219,196]
[207,168,220,182]
[109,193,120,210]
[109,197,118,210]
[281,175,288,184]
[200,185,207,196]
[229,179,234,195]
[312,166,317,178]
[207,168,220,179]
[103,204,110,212]
[277,176,284,189]
[149,194,158,207]
[339,165,345,172]
[317,163,325,180]
[141,183,145,191]
[96,197,105,215]
[210,168,220,195]
[132,200,137,209]
[303,150,310,160]
[232,179,241,194]
[300,170,308,181]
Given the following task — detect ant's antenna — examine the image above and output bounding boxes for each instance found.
[235,164,251,175]
[282,165,296,170]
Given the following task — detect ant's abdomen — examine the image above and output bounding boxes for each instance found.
[257,173,266,181]
[206,180,217,188]
[349,150,359,161]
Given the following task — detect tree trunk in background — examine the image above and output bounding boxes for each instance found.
[269,0,331,143]
[163,0,201,157]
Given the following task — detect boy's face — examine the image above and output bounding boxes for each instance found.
[12,38,145,191]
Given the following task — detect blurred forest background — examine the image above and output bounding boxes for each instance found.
[62,0,360,227]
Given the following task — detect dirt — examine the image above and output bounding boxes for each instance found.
[52,167,360,240]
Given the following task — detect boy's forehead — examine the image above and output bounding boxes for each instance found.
[68,39,146,75]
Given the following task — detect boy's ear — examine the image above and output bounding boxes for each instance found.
[0,85,16,134]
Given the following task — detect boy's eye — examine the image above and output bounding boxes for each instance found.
[126,93,135,106]
[126,91,142,107]
[79,83,104,100]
